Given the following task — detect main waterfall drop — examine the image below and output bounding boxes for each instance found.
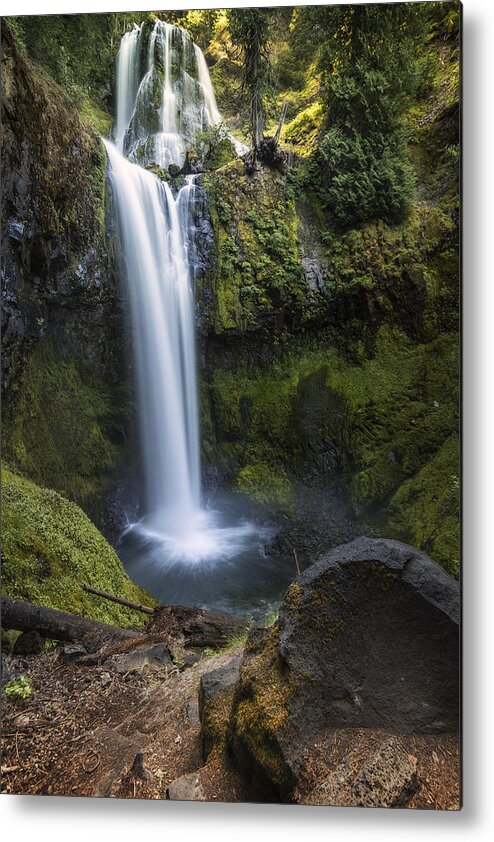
[104,144,201,542]
[105,21,250,564]
[105,21,291,615]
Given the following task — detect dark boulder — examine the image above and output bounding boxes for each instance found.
[12,630,45,655]
[227,537,460,801]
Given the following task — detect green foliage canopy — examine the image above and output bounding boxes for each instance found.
[300,3,429,228]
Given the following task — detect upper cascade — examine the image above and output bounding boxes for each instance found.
[115,19,222,168]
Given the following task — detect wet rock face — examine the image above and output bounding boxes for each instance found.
[228,537,460,800]
[1,25,133,525]
[2,27,110,391]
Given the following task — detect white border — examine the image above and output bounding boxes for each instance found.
[1,0,494,838]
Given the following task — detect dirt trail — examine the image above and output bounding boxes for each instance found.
[1,632,460,808]
[1,642,251,801]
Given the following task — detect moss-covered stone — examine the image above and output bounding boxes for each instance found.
[236,461,294,513]
[203,160,305,333]
[227,537,460,802]
[1,465,155,627]
[228,627,294,799]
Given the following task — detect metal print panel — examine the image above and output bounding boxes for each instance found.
[1,2,461,808]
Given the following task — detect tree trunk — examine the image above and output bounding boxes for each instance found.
[273,101,288,146]
[1,596,138,651]
[251,88,265,153]
[148,604,249,649]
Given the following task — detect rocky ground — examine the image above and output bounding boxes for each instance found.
[1,538,461,809]
[1,640,252,801]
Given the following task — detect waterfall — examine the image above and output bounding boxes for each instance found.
[104,20,288,619]
[104,141,201,541]
[115,19,222,168]
[107,20,218,551]
[106,20,258,568]
[115,24,141,153]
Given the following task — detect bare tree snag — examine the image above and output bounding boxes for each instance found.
[273,101,288,146]
[82,584,154,615]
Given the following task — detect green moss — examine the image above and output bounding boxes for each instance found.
[285,582,304,609]
[283,102,323,157]
[3,28,108,254]
[229,627,294,794]
[81,99,113,137]
[3,342,126,508]
[206,322,458,571]
[388,435,460,576]
[332,326,460,506]
[236,462,294,512]
[4,13,133,115]
[1,465,155,627]
[320,203,458,340]
[406,13,460,209]
[204,160,305,333]
[202,686,237,760]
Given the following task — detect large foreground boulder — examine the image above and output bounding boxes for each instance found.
[227,538,460,802]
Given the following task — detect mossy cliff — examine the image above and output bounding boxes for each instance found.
[202,159,305,334]
[1,465,155,627]
[201,325,458,575]
[1,24,132,526]
[199,20,459,576]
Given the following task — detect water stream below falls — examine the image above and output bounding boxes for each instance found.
[106,21,291,619]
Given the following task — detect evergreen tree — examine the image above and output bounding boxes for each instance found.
[227,7,272,154]
[303,3,428,228]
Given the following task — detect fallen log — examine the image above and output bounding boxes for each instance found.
[78,603,252,666]
[1,597,250,661]
[1,596,138,652]
[82,584,154,615]
[148,604,249,650]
